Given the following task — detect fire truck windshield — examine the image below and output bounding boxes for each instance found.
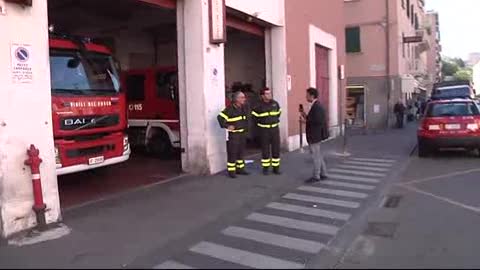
[50,49,120,95]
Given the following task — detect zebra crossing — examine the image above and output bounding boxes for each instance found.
[154,156,397,269]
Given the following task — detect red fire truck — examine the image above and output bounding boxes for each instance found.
[123,67,180,156]
[123,67,237,156]
[50,34,130,175]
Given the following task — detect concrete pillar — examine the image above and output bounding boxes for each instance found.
[269,25,288,151]
[0,1,61,238]
[177,0,227,175]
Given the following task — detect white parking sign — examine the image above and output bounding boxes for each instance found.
[11,43,33,84]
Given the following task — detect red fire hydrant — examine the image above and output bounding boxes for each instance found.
[24,144,47,230]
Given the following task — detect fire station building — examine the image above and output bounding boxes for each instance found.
[0,0,345,238]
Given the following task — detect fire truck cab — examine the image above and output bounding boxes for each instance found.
[50,33,130,174]
[123,67,234,156]
[123,67,180,156]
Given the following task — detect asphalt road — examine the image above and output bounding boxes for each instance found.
[331,148,480,269]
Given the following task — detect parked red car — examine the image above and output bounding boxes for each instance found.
[417,98,480,157]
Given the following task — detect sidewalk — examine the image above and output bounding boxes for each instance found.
[0,124,417,268]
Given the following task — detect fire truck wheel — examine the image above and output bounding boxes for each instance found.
[148,130,173,159]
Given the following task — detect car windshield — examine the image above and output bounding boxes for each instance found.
[50,49,120,95]
[434,86,471,98]
[426,102,480,117]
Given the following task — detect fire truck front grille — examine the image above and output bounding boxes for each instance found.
[66,144,116,158]
[60,114,120,131]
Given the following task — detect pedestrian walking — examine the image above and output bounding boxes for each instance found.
[217,91,250,178]
[394,99,406,128]
[252,88,282,175]
[301,88,329,183]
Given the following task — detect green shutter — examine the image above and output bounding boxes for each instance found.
[345,27,361,53]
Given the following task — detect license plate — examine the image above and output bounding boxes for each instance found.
[88,156,104,165]
[445,124,461,130]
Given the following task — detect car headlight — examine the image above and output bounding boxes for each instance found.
[55,146,62,166]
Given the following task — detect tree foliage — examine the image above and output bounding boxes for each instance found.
[442,60,459,76]
[442,57,471,81]
[454,68,473,81]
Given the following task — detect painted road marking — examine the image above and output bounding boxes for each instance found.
[154,261,194,269]
[246,213,339,235]
[320,180,376,190]
[344,161,393,168]
[283,193,360,209]
[266,202,351,221]
[337,164,390,172]
[222,226,325,254]
[329,168,386,178]
[327,174,380,184]
[190,241,304,269]
[298,186,368,199]
[350,157,396,163]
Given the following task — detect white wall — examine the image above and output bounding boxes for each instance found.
[226,0,284,26]
[0,1,60,238]
[177,0,227,174]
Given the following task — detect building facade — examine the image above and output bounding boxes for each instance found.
[285,0,346,149]
[0,0,345,238]
[425,11,442,95]
[344,0,434,129]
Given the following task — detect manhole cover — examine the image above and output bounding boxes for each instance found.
[364,222,398,238]
[383,195,403,208]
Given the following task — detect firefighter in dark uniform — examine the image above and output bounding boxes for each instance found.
[252,88,282,175]
[217,91,250,178]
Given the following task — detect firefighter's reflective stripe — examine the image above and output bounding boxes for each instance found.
[220,112,247,123]
[269,110,281,116]
[272,158,281,167]
[227,162,236,171]
[229,129,245,133]
[252,111,269,117]
[252,110,281,117]
[257,123,279,128]
[261,159,271,167]
[236,160,245,169]
[219,112,229,121]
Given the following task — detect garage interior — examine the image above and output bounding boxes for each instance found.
[47,0,270,208]
[48,0,181,208]
[225,13,267,151]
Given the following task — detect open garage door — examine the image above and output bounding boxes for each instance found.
[225,12,267,152]
[48,0,182,208]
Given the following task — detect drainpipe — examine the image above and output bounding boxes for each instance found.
[385,0,391,129]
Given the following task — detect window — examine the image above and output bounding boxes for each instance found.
[156,71,178,100]
[410,5,414,24]
[50,50,120,94]
[414,14,419,30]
[427,102,479,117]
[345,27,361,53]
[406,0,410,17]
[126,74,146,101]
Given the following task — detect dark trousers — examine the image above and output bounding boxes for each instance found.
[396,113,404,128]
[260,127,281,169]
[227,132,246,173]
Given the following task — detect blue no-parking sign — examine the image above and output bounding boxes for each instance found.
[11,44,33,84]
